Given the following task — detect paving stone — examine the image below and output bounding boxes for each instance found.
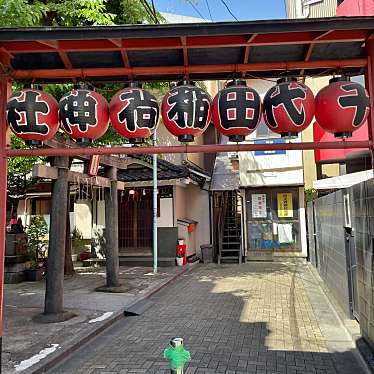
[48,261,368,374]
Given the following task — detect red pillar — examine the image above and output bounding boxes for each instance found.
[365,40,374,168]
[0,54,11,366]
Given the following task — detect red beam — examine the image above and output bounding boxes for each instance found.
[304,43,315,62]
[36,40,73,70]
[242,34,257,78]
[314,30,335,41]
[249,29,367,46]
[5,141,371,158]
[300,42,316,77]
[1,29,368,54]
[181,36,188,68]
[13,58,367,80]
[36,40,59,49]
[108,39,122,48]
[119,48,132,79]
[365,41,374,168]
[301,31,336,78]
[1,41,55,52]
[58,50,72,69]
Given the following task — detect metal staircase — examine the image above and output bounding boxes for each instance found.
[218,191,242,264]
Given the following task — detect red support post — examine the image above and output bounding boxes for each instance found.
[0,54,11,370]
[366,40,374,168]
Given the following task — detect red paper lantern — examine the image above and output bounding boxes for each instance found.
[110,87,159,144]
[6,89,59,146]
[212,79,262,142]
[59,89,109,143]
[161,81,212,142]
[315,77,370,138]
[263,78,315,138]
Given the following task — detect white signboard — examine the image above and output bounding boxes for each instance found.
[252,194,267,218]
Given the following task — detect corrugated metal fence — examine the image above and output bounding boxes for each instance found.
[308,178,374,349]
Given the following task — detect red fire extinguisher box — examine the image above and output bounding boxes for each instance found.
[176,244,186,257]
[177,240,187,265]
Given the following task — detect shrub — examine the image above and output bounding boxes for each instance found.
[26,215,48,269]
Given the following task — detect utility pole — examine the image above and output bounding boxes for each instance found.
[153,129,158,274]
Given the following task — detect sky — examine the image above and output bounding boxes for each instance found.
[154,0,287,22]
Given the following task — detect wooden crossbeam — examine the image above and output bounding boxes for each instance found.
[32,164,125,190]
[44,137,129,169]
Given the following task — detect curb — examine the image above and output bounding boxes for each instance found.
[135,261,199,301]
[306,263,372,374]
[24,263,198,374]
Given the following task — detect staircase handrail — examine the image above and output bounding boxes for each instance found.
[217,192,229,262]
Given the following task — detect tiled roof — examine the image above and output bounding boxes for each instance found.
[114,155,208,184]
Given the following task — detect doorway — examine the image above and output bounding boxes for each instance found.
[118,189,153,255]
[246,187,301,260]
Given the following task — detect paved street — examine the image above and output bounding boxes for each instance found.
[50,260,368,374]
[3,266,187,373]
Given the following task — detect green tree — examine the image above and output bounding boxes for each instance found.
[7,135,42,218]
[0,0,163,27]
[2,1,167,216]
[26,215,49,269]
[1,0,184,314]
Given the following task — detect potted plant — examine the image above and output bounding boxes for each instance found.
[25,215,48,281]
[71,227,87,262]
[91,229,106,259]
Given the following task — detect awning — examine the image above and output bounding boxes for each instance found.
[313,169,374,190]
[0,16,373,82]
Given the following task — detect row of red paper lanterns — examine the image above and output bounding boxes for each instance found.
[6,77,370,146]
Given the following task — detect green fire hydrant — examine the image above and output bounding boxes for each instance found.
[164,337,190,374]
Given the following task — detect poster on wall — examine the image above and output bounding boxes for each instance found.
[277,193,293,218]
[252,194,267,218]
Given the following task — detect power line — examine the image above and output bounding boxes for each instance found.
[220,0,239,21]
[186,0,208,21]
[140,0,159,24]
[205,0,214,21]
[150,0,158,22]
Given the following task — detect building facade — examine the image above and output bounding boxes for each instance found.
[289,0,373,186]
[211,79,308,262]
[287,0,337,18]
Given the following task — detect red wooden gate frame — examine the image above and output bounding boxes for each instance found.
[1,19,374,357]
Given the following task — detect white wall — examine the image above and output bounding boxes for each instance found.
[240,188,247,257]
[239,78,304,187]
[158,197,174,227]
[73,200,92,239]
[175,183,210,256]
[298,187,308,257]
[239,141,304,187]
